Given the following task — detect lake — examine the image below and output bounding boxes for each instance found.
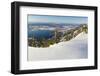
[28,30,54,40]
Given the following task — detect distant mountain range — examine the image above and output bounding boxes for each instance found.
[28,22,86,25]
[28,23,87,31]
[28,23,85,28]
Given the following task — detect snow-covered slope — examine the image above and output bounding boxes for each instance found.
[28,32,88,61]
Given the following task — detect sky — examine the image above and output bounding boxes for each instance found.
[28,15,88,24]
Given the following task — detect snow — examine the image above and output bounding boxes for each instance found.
[28,32,88,61]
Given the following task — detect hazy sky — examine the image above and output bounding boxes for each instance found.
[28,15,88,24]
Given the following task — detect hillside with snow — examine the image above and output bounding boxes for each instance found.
[28,32,88,61]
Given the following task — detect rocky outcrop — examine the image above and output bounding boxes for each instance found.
[60,24,88,42]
